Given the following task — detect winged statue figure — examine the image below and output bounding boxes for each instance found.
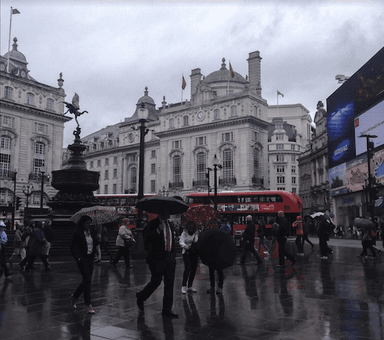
[63,93,88,128]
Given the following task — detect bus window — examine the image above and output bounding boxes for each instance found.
[276,195,283,202]
[259,196,266,202]
[251,196,259,203]
[120,198,127,206]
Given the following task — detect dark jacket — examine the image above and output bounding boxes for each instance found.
[243,221,256,243]
[70,227,99,261]
[44,225,54,243]
[145,217,176,265]
[277,216,289,237]
[257,219,266,237]
[29,228,47,256]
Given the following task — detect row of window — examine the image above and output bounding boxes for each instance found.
[276,165,296,173]
[276,176,297,184]
[271,144,300,151]
[3,86,55,110]
[169,106,239,128]
[272,154,297,162]
[1,116,49,136]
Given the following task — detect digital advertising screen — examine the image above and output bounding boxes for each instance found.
[354,99,384,156]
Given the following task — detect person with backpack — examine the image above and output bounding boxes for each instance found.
[276,211,296,268]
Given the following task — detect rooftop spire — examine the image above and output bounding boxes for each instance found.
[220,57,227,70]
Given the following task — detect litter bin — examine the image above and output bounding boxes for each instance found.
[234,230,243,250]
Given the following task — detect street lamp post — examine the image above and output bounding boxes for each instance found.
[359,134,377,218]
[136,104,149,230]
[206,167,212,198]
[212,154,222,212]
[162,186,169,197]
[11,171,17,229]
[40,169,46,213]
[22,182,34,209]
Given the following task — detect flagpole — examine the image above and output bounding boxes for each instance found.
[7,7,13,73]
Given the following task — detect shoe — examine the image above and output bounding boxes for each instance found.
[126,265,133,268]
[378,250,382,257]
[276,264,285,268]
[237,262,245,265]
[187,287,197,293]
[88,305,95,314]
[368,256,377,260]
[320,256,328,260]
[297,253,305,256]
[181,286,187,294]
[71,295,77,309]
[263,251,269,255]
[216,288,223,295]
[19,262,25,270]
[206,288,215,294]
[161,310,179,318]
[136,293,144,311]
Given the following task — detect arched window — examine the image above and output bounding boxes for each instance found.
[173,155,182,185]
[196,152,206,183]
[231,105,237,117]
[214,109,220,119]
[183,115,189,126]
[169,118,175,129]
[222,149,233,182]
[0,136,12,178]
[33,142,45,180]
[27,92,35,105]
[254,148,260,179]
[4,86,13,100]
[0,136,11,150]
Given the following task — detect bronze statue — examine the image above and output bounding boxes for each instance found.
[63,93,88,128]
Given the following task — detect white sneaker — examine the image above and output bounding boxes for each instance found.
[263,251,269,255]
[181,286,187,294]
[320,256,328,260]
[297,253,305,256]
[187,287,197,293]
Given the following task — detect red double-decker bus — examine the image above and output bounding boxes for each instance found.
[186,191,303,236]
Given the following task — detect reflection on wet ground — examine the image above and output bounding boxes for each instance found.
[1,238,384,340]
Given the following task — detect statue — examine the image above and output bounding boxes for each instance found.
[63,93,88,128]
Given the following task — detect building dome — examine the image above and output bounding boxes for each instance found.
[137,87,155,105]
[205,58,246,84]
[4,38,27,63]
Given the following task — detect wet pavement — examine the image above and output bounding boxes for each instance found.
[1,238,384,340]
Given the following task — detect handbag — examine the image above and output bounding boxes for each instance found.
[124,238,135,248]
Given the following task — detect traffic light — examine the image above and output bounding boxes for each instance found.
[370,187,379,202]
[16,196,22,210]
[368,141,375,151]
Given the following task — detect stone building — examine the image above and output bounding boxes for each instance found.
[267,104,312,193]
[297,101,330,217]
[0,38,70,215]
[73,52,272,198]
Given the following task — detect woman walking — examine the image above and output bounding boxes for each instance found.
[292,216,304,256]
[111,218,135,268]
[70,215,100,314]
[10,224,26,264]
[179,221,199,293]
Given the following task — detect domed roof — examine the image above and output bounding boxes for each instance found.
[205,58,246,84]
[137,87,155,105]
[4,38,26,63]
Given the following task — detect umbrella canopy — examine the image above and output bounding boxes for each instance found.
[182,205,217,229]
[71,206,121,225]
[197,228,236,271]
[136,195,189,215]
[310,212,324,218]
[353,218,374,229]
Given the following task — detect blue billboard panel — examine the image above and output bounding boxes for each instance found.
[329,163,348,197]
[327,102,356,168]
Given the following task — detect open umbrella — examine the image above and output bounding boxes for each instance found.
[136,195,189,215]
[71,206,121,225]
[196,228,236,271]
[310,212,324,218]
[182,205,217,229]
[353,218,374,229]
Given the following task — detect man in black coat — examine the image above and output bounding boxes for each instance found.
[136,210,178,318]
[239,215,263,265]
[276,211,296,268]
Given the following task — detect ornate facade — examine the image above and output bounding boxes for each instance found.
[0,38,70,215]
[298,101,330,217]
[69,52,271,198]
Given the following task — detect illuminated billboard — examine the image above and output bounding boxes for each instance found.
[327,46,384,197]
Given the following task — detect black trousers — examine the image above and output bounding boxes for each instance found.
[182,252,198,287]
[73,255,94,305]
[295,236,303,253]
[209,267,224,289]
[0,247,10,276]
[25,252,49,271]
[112,246,131,267]
[277,236,295,265]
[138,252,176,312]
[240,242,262,264]
[319,235,329,256]
[302,234,314,248]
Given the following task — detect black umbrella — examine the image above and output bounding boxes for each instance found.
[197,228,236,271]
[353,218,374,229]
[136,195,189,215]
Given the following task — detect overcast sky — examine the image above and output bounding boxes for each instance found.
[1,0,384,146]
